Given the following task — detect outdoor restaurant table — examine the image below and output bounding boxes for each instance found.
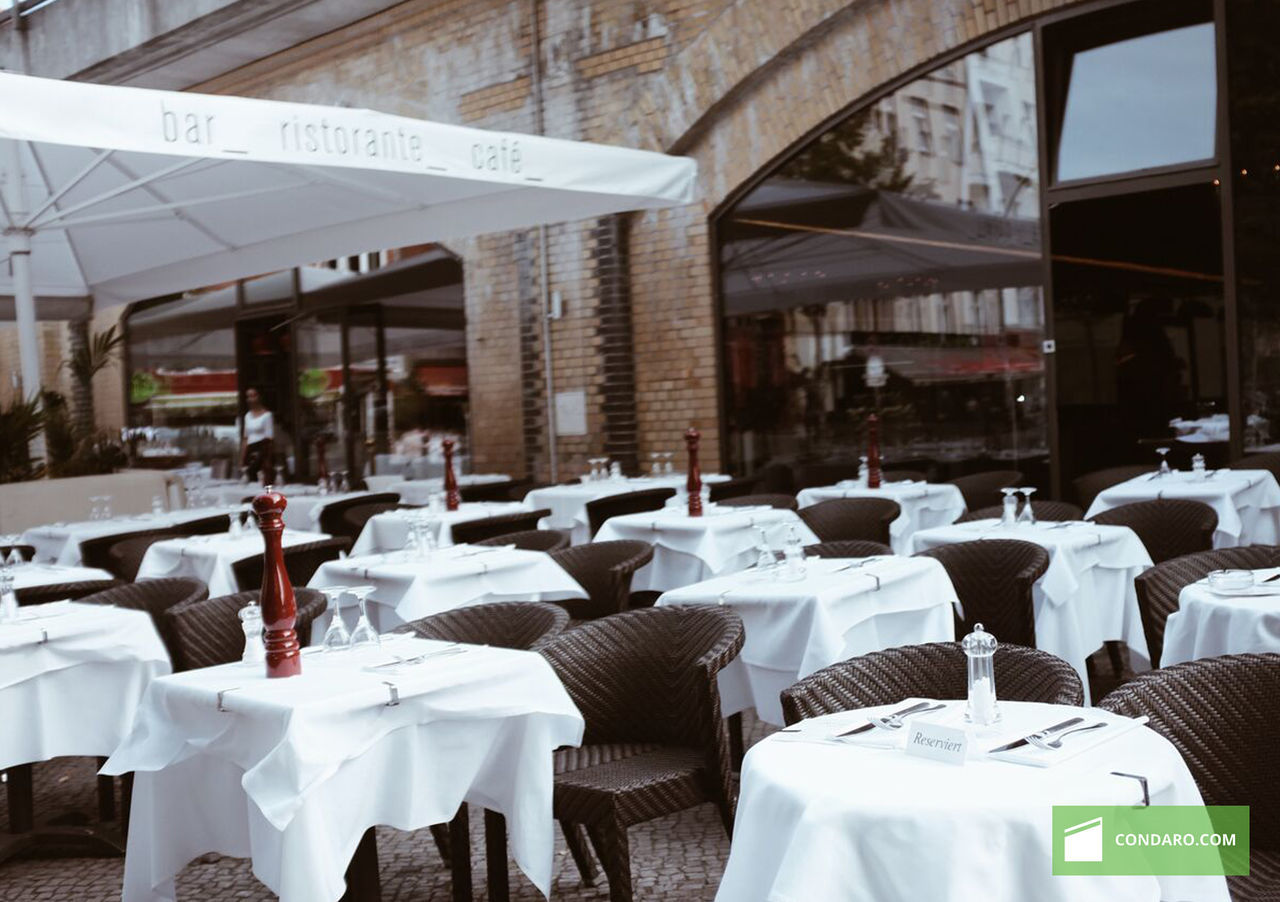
[307,545,588,634]
[1084,469,1280,547]
[1,601,170,773]
[593,505,820,593]
[525,473,730,544]
[361,473,511,505]
[656,555,958,724]
[10,562,115,592]
[350,501,531,555]
[910,520,1152,700]
[1162,568,1280,666]
[795,480,967,554]
[717,700,1229,902]
[102,636,584,902]
[135,529,331,597]
[20,507,239,566]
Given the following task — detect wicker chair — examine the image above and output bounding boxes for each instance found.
[0,544,35,561]
[956,500,1083,523]
[538,606,745,902]
[180,514,242,536]
[1088,499,1217,563]
[230,537,351,593]
[73,578,210,657]
[797,497,900,545]
[585,489,676,538]
[449,508,551,545]
[718,493,798,511]
[803,539,893,558]
[1133,545,1280,668]
[548,540,654,620]
[1099,654,1280,899]
[15,579,123,606]
[79,528,177,574]
[1236,452,1280,485]
[458,480,522,503]
[318,492,402,540]
[341,500,406,538]
[395,601,568,651]
[1071,464,1151,510]
[707,476,757,503]
[914,539,1048,647]
[162,588,327,671]
[755,462,797,495]
[781,642,1084,725]
[946,470,1025,511]
[106,534,179,581]
[882,469,929,483]
[474,529,570,552]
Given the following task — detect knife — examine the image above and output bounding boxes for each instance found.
[836,700,935,737]
[988,716,1084,753]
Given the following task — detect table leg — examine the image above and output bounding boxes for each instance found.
[728,712,744,771]
[5,765,34,833]
[484,810,509,902]
[340,827,381,902]
[449,805,472,902]
[97,759,116,822]
[0,763,125,865]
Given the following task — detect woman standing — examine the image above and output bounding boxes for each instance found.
[240,387,275,483]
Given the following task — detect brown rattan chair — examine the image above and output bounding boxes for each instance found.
[341,500,411,538]
[179,514,242,536]
[318,492,402,540]
[803,539,893,558]
[474,529,570,552]
[162,588,327,672]
[585,489,676,538]
[1236,452,1280,485]
[74,577,210,660]
[797,497,900,545]
[548,540,654,620]
[0,544,35,561]
[15,579,123,606]
[707,476,757,503]
[106,534,175,581]
[231,537,351,593]
[1133,545,1280,668]
[395,601,568,651]
[914,539,1048,648]
[79,527,176,574]
[718,493,798,511]
[537,606,745,902]
[946,470,1025,511]
[1071,464,1151,510]
[1099,653,1280,898]
[1088,499,1217,563]
[449,508,551,545]
[956,500,1083,523]
[780,641,1084,725]
[458,480,525,503]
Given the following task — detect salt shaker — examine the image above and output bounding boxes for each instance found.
[782,525,806,581]
[239,602,265,664]
[962,623,1000,725]
[1192,453,1206,478]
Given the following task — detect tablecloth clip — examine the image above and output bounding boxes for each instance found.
[865,573,881,590]
[651,520,659,532]
[38,629,49,644]
[216,688,240,713]
[1110,771,1150,807]
[1157,490,1164,500]
[383,680,400,707]
[480,562,489,574]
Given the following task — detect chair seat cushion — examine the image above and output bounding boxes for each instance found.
[1229,848,1280,901]
[553,743,709,828]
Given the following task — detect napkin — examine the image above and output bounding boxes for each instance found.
[774,699,953,750]
[987,714,1147,768]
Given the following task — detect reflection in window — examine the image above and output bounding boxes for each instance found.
[718,33,1045,483]
[1056,22,1217,181]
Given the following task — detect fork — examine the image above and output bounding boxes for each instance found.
[1026,721,1106,750]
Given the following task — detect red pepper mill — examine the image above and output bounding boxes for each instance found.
[685,427,703,517]
[253,489,301,678]
[313,435,329,485]
[442,438,460,512]
[866,413,883,489]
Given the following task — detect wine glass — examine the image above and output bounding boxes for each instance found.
[999,487,1019,527]
[348,585,379,648]
[1156,447,1172,477]
[318,586,352,651]
[662,451,675,475]
[1016,487,1037,525]
[650,452,662,477]
[753,526,776,576]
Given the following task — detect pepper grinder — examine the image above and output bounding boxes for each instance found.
[442,438,460,512]
[685,427,703,517]
[253,488,301,678]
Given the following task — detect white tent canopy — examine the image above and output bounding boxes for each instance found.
[0,70,696,401]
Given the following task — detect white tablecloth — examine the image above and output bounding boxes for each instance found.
[1085,469,1280,547]
[911,521,1152,700]
[277,491,383,531]
[594,506,820,593]
[308,546,587,635]
[136,530,331,597]
[795,481,967,554]
[1171,414,1230,443]
[657,556,958,724]
[1163,569,1280,665]
[103,637,584,902]
[362,473,511,505]
[1,602,170,771]
[526,474,731,545]
[11,563,115,591]
[211,483,320,507]
[719,700,1228,902]
[20,507,238,566]
[350,502,531,555]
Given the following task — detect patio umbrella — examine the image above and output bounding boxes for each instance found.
[0,71,696,400]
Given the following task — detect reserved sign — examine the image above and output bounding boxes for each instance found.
[904,720,968,765]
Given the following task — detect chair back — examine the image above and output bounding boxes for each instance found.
[803,539,892,558]
[718,493,798,511]
[708,476,757,503]
[797,497,900,545]
[16,579,123,606]
[956,500,1082,523]
[781,642,1084,725]
[80,527,175,573]
[474,529,570,552]
[450,508,551,545]
[795,462,862,491]
[231,537,351,592]
[396,601,568,651]
[341,501,404,538]
[585,488,675,538]
[914,539,1048,647]
[459,480,530,503]
[319,493,402,539]
[1235,452,1280,485]
[1071,464,1152,509]
[755,462,797,494]
[74,577,209,660]
[946,470,1025,511]
[1088,498,1217,563]
[0,544,35,562]
[163,587,327,671]
[548,540,653,620]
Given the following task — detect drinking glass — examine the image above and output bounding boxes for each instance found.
[999,487,1019,527]
[428,493,445,515]
[318,586,352,651]
[338,471,350,493]
[275,464,286,487]
[753,526,776,576]
[1156,447,1172,477]
[662,452,675,475]
[348,585,379,648]
[650,452,662,477]
[152,494,166,516]
[1016,487,1037,526]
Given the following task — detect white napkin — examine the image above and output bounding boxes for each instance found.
[986,714,1148,768]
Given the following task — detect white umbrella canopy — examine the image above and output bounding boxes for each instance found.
[0,71,697,399]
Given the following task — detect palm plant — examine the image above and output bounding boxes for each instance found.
[0,396,45,483]
[64,323,124,436]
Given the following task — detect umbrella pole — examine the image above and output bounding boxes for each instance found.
[7,229,46,462]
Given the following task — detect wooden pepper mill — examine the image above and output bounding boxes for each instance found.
[685,427,703,517]
[866,413,882,489]
[442,438,460,512]
[253,489,301,678]
[313,434,329,485]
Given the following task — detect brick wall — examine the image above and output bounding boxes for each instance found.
[189,0,1079,479]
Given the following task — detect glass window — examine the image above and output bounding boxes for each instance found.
[1056,22,1217,182]
[718,33,1046,485]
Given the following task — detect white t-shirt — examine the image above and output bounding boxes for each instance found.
[243,410,274,444]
